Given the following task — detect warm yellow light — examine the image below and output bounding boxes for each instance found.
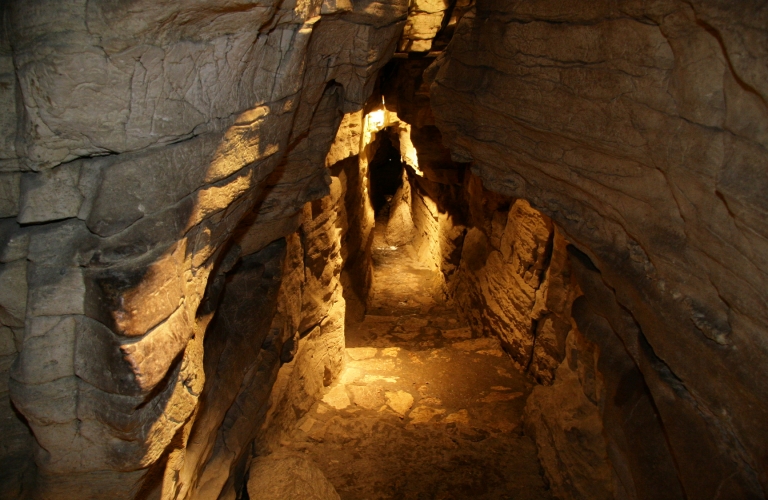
[360,107,423,176]
[362,108,389,148]
[397,123,423,176]
[368,109,386,130]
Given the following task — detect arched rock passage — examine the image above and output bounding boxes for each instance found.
[0,1,766,499]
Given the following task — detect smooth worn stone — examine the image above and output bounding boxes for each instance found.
[18,161,83,223]
[408,405,445,424]
[26,219,96,267]
[0,326,16,356]
[346,347,377,360]
[322,385,351,410]
[26,265,85,318]
[0,46,18,170]
[87,239,186,337]
[0,260,27,328]
[0,173,19,218]
[348,385,385,410]
[0,219,29,263]
[13,316,76,385]
[73,316,140,396]
[385,390,413,416]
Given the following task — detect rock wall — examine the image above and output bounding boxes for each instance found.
[453,194,558,384]
[385,169,415,247]
[430,0,768,498]
[246,450,340,500]
[383,56,578,386]
[398,0,450,52]
[405,165,580,387]
[399,129,627,496]
[398,116,625,497]
[167,98,386,499]
[170,238,291,500]
[0,8,36,497]
[246,104,391,470]
[3,0,766,497]
[408,171,465,278]
[0,0,410,497]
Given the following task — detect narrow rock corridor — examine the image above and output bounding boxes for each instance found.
[278,222,552,499]
[3,2,767,498]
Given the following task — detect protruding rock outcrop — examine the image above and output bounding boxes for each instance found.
[385,169,416,247]
[0,0,410,497]
[2,0,767,498]
[430,0,768,497]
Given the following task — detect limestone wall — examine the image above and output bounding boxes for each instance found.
[163,101,383,499]
[2,0,765,497]
[430,0,768,497]
[0,0,409,497]
[382,35,750,495]
[406,141,691,500]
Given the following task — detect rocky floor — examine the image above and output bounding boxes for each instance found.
[280,224,553,500]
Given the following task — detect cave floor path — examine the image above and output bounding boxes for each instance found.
[282,223,553,500]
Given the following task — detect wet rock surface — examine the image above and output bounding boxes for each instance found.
[279,222,552,500]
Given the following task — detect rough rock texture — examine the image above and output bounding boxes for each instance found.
[0,11,35,493]
[0,9,19,175]
[328,111,376,321]
[258,100,402,454]
[453,197,554,374]
[0,257,35,497]
[4,0,767,498]
[170,115,385,498]
[399,0,450,52]
[275,232,552,499]
[0,0,408,496]
[256,180,348,453]
[380,55,577,385]
[385,169,415,246]
[408,173,466,279]
[431,1,768,497]
[170,239,290,500]
[409,171,579,385]
[525,325,614,500]
[246,451,341,500]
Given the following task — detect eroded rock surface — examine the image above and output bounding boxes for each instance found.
[247,451,341,500]
[431,1,768,497]
[277,221,552,500]
[0,0,408,496]
[385,169,416,247]
[2,0,766,498]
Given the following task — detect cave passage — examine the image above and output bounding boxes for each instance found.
[277,187,553,498]
[368,135,405,217]
[3,2,766,498]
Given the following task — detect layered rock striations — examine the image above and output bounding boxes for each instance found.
[430,0,768,498]
[2,0,767,498]
[382,56,578,387]
[0,0,410,497]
